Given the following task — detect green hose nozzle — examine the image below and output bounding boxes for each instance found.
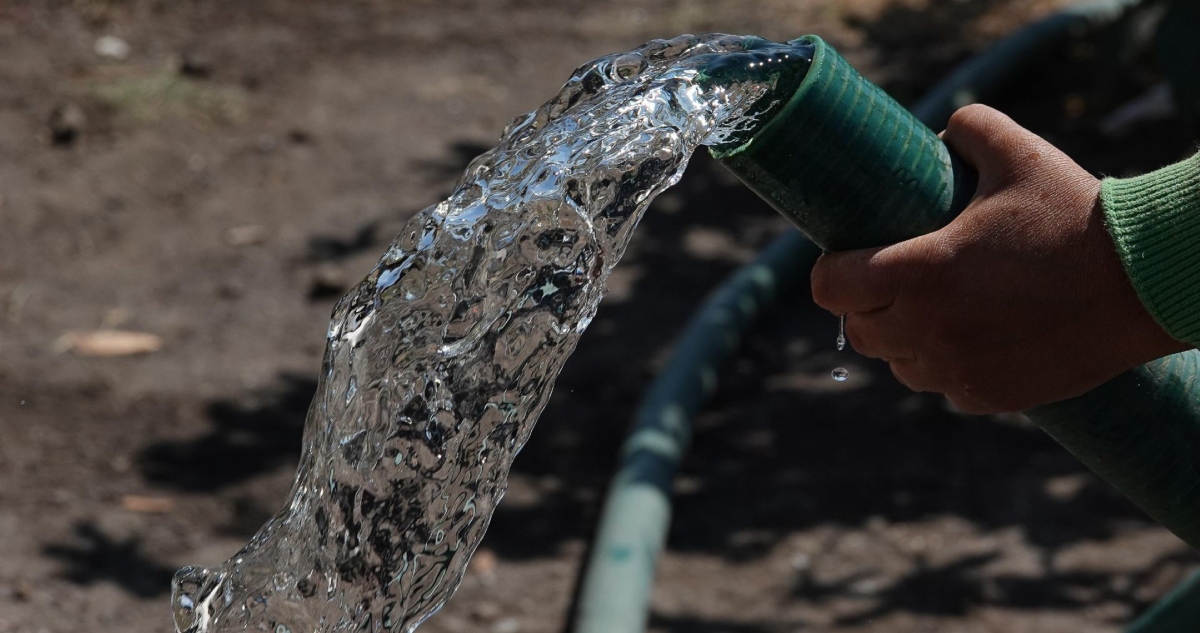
[715,35,1200,550]
[714,35,977,251]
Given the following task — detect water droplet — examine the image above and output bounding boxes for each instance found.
[836,314,846,351]
[831,367,849,382]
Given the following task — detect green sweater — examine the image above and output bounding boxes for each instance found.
[1103,152,1200,345]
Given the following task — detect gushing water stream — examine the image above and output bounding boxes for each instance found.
[172,34,812,633]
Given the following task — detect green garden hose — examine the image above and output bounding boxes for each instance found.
[714,34,977,252]
[720,14,1200,633]
[1126,563,1200,632]
[717,31,1200,553]
[572,2,1198,632]
[573,236,822,633]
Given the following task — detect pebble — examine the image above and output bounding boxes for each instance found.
[48,103,85,147]
[493,618,520,633]
[308,265,348,300]
[95,35,130,61]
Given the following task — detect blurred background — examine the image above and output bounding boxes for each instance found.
[1,1,1198,632]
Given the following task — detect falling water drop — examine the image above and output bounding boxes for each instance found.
[831,314,849,382]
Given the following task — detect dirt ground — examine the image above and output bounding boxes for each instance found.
[1,1,1198,632]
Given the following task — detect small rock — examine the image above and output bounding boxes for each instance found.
[493,618,520,633]
[120,495,175,514]
[287,129,313,144]
[48,103,86,147]
[57,330,163,357]
[94,35,130,61]
[179,51,213,79]
[849,577,883,596]
[470,601,502,623]
[682,227,754,262]
[469,547,498,579]
[308,265,348,300]
[11,580,32,601]
[1044,474,1087,501]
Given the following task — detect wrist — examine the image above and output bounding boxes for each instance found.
[1102,153,1200,348]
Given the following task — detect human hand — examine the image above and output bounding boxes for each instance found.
[810,104,1189,414]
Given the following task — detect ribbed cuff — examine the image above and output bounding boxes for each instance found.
[1102,153,1200,345]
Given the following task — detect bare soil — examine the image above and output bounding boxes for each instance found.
[1,1,1197,632]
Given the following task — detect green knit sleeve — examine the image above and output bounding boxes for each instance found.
[1102,152,1200,345]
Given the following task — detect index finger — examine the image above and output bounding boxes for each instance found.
[810,246,899,314]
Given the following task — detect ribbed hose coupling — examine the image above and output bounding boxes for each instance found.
[713,35,977,251]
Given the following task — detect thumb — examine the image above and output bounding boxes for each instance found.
[941,104,1043,195]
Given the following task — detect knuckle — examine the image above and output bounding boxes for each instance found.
[947,104,993,134]
[926,223,967,258]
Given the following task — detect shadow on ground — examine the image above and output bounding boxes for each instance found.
[42,522,177,599]
[137,373,316,491]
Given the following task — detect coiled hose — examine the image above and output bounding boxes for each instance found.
[572,1,1200,632]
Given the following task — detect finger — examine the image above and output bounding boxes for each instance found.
[844,311,917,362]
[941,104,1047,195]
[889,359,937,393]
[811,246,900,314]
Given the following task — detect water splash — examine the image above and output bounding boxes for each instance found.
[172,34,811,633]
[831,367,849,382]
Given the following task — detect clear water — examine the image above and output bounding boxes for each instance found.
[832,315,849,381]
[172,34,811,633]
